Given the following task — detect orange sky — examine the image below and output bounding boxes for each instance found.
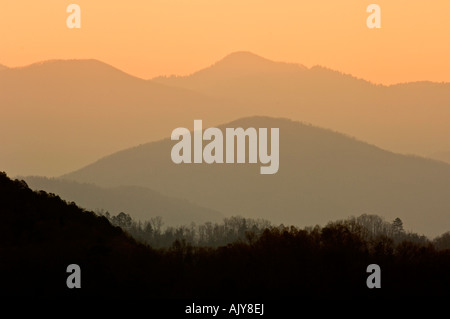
[1,1,450,84]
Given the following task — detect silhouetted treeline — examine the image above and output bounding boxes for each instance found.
[101,210,442,250]
[1,171,449,298]
[98,210,271,248]
[433,231,450,250]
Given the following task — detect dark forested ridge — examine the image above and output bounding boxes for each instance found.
[0,172,162,297]
[1,172,449,298]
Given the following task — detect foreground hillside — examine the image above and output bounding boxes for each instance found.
[1,172,449,298]
[0,172,166,297]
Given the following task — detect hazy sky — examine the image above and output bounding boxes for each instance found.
[1,1,450,85]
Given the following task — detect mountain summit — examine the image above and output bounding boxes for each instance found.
[196,51,307,75]
[154,51,306,83]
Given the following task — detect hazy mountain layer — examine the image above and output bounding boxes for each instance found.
[22,176,223,225]
[2,52,450,177]
[64,116,450,237]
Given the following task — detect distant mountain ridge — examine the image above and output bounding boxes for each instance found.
[154,51,307,82]
[63,116,450,237]
[153,52,373,99]
[5,59,135,78]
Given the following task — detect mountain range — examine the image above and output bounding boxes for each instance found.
[59,116,450,238]
[0,59,247,176]
[2,52,450,177]
[154,52,450,163]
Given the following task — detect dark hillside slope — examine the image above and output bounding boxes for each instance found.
[0,172,163,297]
